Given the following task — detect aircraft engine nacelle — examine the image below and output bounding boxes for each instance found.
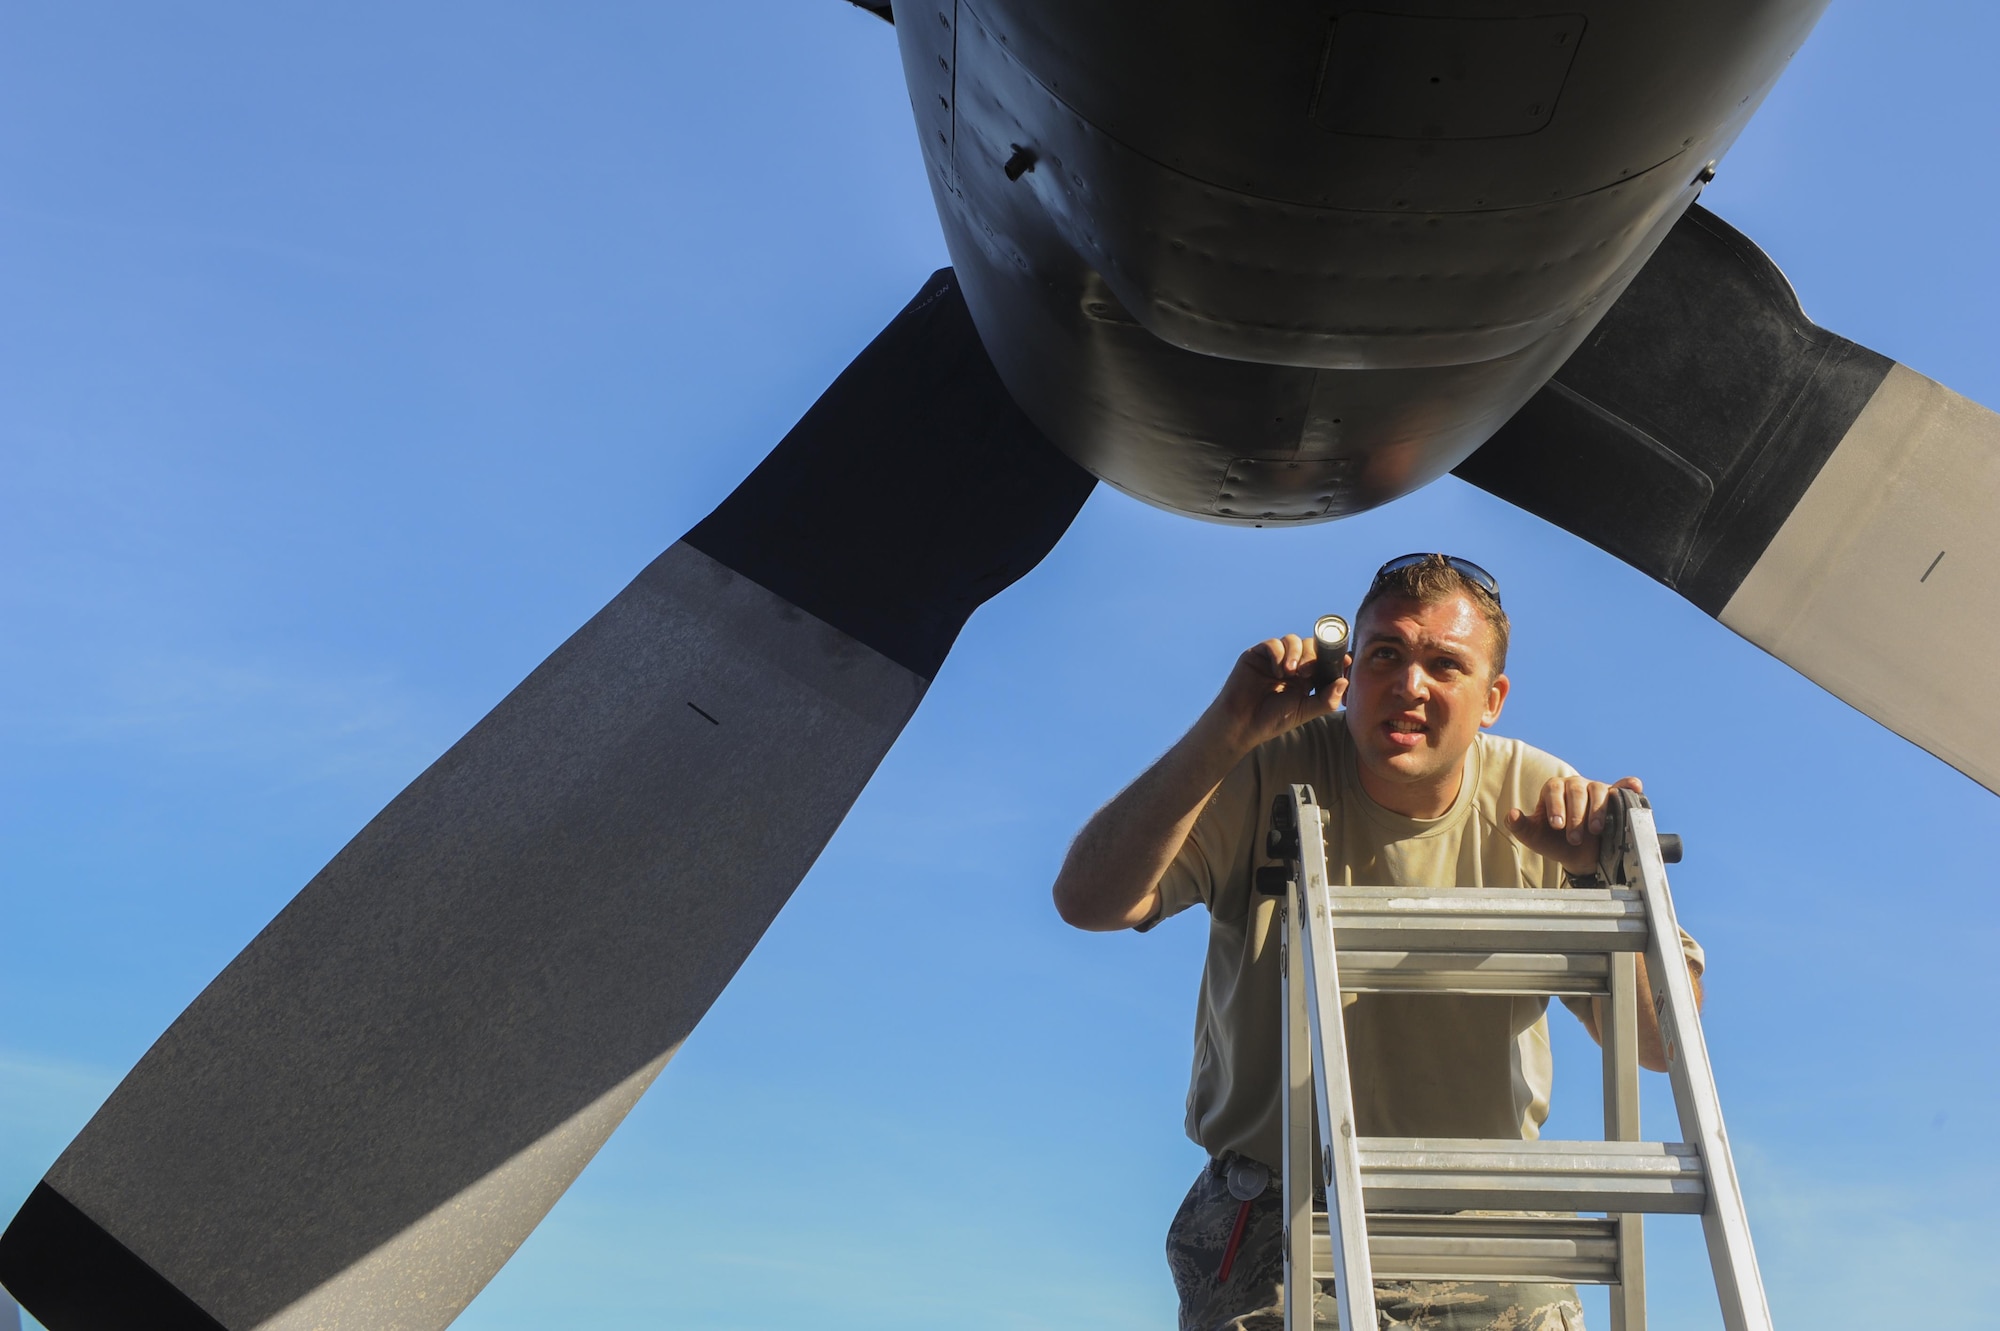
[896,0,1829,524]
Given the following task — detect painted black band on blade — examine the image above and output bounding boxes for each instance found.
[686,269,1095,680]
[0,1185,223,1331]
[1454,204,1893,615]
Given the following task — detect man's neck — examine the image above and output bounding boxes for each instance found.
[1355,752,1468,820]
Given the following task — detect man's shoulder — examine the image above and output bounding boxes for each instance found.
[1476,729,1571,772]
[1473,732,1577,805]
[1252,712,1349,763]
[1222,715,1347,809]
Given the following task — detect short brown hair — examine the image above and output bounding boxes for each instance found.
[1355,554,1510,676]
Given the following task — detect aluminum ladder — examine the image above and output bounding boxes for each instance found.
[1261,784,1770,1331]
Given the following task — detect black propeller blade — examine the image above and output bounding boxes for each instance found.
[0,270,1093,1331]
[1458,203,2000,793]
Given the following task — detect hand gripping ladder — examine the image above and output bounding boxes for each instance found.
[1259,785,1770,1331]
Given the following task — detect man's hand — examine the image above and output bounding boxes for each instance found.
[1053,630,1348,933]
[1504,774,1645,877]
[1205,635,1349,756]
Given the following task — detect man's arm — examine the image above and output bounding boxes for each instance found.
[1505,775,1706,1072]
[1573,953,1705,1073]
[1052,634,1347,932]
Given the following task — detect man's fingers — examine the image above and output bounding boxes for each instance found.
[1280,633,1307,676]
[1563,778,1589,845]
[1251,633,1353,686]
[1585,781,1611,834]
[1504,806,1548,851]
[1523,785,1568,851]
[1591,776,1646,830]
[1247,638,1289,681]
[1538,776,1567,831]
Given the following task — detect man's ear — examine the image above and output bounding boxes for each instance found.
[1481,672,1510,728]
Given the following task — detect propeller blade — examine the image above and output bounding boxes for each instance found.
[0,270,1093,1331]
[1455,204,2000,793]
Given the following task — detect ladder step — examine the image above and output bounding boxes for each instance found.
[1312,1213,1626,1284]
[1330,886,1649,952]
[1338,950,1610,996]
[1359,1138,1707,1214]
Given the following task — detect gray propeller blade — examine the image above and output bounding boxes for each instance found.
[1456,203,2000,793]
[0,270,1093,1331]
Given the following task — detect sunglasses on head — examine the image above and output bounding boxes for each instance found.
[1370,553,1502,603]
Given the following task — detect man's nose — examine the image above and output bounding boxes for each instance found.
[1396,664,1431,699]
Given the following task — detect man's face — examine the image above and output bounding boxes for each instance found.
[1343,592,1509,795]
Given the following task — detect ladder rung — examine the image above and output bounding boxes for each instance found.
[1312,1213,1625,1284]
[1330,887,1648,952]
[1338,950,1609,995]
[1359,1138,1707,1214]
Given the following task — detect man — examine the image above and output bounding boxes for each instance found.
[1051,554,1705,1331]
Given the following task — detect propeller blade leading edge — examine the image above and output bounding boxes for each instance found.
[0,270,1093,1331]
[1457,204,2000,793]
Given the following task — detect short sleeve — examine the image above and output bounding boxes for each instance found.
[1141,748,1263,931]
[1678,926,1705,977]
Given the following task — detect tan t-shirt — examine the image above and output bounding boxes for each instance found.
[1150,714,1703,1170]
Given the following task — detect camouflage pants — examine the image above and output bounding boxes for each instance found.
[1167,1160,1585,1331]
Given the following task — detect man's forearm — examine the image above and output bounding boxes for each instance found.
[1054,631,1341,932]
[1052,712,1249,931]
[1582,954,1705,1073]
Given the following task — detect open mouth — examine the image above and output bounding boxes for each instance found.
[1383,719,1428,749]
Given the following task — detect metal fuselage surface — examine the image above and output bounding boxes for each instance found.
[895,0,1830,524]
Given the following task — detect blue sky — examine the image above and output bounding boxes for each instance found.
[1,4,1996,1329]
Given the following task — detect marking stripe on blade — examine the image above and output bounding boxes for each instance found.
[1721,364,2000,793]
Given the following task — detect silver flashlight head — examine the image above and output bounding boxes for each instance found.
[1312,614,1350,686]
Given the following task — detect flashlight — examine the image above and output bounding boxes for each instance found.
[1311,614,1350,688]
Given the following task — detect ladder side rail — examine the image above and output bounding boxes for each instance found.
[1604,950,1646,1331]
[1293,787,1379,1331]
[1281,885,1315,1331]
[1627,806,1772,1331]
